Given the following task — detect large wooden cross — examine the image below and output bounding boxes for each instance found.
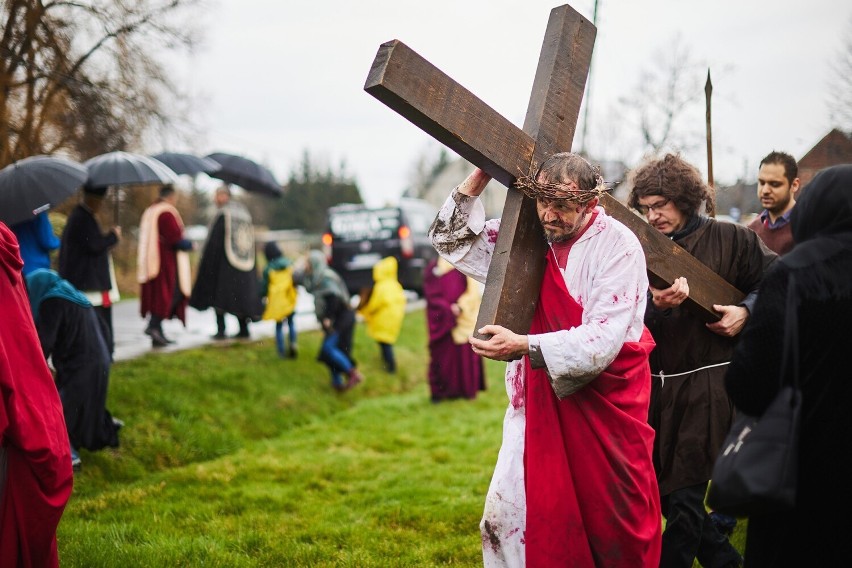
[365,4,743,335]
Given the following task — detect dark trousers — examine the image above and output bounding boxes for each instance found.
[216,309,250,336]
[660,482,742,568]
[379,342,396,372]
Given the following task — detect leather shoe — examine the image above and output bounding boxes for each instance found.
[210,332,228,340]
[149,329,169,347]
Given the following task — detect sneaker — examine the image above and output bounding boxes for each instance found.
[71,448,82,472]
[289,345,298,359]
[210,332,228,340]
[345,369,364,390]
[112,417,125,430]
[232,330,250,339]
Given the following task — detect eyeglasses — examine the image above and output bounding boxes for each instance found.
[636,198,670,215]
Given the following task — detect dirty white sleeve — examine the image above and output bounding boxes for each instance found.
[429,188,498,284]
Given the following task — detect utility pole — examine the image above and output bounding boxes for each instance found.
[578,0,600,157]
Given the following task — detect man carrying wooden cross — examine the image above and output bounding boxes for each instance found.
[430,153,662,567]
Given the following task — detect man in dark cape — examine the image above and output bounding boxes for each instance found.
[189,185,262,338]
[0,222,73,567]
[138,185,193,347]
[26,269,122,470]
[58,185,121,356]
[629,153,777,568]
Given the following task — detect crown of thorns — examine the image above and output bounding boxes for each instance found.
[513,171,607,203]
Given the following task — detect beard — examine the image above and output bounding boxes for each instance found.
[542,216,587,243]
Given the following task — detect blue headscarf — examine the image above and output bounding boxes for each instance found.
[25,268,91,320]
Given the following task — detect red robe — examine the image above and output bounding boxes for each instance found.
[524,252,661,567]
[0,223,74,567]
[139,203,189,323]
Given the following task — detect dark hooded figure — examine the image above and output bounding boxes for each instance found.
[724,165,852,567]
[25,268,121,471]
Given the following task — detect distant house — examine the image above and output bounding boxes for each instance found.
[797,128,852,191]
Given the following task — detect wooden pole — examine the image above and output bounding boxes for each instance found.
[705,70,714,190]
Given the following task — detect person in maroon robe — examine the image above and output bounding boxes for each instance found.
[0,222,73,567]
[423,257,485,401]
[138,185,194,347]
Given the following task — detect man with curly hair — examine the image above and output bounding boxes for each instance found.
[628,153,777,568]
[431,152,662,567]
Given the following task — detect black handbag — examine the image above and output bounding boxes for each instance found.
[707,273,802,517]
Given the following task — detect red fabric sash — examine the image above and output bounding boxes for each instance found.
[524,251,661,567]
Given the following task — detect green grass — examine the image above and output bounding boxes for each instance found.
[58,308,746,566]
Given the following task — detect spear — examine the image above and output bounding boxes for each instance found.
[705,69,714,190]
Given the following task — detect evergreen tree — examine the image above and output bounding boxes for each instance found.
[258,151,363,233]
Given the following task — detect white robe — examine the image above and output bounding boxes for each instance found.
[430,190,648,567]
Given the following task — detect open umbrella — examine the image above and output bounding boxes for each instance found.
[85,151,178,189]
[84,151,179,222]
[205,152,283,197]
[0,155,88,226]
[150,152,222,176]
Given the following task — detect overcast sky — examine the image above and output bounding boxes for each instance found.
[169,0,851,207]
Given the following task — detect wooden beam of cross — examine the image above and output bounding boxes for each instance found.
[365,4,743,332]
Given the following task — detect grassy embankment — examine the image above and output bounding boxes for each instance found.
[57,308,745,567]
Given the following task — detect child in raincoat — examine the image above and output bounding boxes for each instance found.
[300,250,363,391]
[260,242,298,358]
[357,256,406,373]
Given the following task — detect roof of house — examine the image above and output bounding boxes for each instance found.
[799,128,852,168]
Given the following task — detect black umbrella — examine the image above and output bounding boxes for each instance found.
[150,152,222,176]
[0,155,88,226]
[205,152,283,197]
[85,151,178,189]
[85,151,179,223]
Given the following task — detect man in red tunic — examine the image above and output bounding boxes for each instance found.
[431,153,661,567]
[0,222,74,567]
[137,185,194,347]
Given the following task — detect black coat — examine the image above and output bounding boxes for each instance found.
[58,204,117,291]
[189,214,262,319]
[35,297,119,451]
[724,165,852,567]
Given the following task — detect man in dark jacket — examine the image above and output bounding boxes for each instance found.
[58,185,121,357]
[628,153,777,568]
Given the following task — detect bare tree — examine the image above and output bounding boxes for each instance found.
[0,0,203,167]
[827,16,852,132]
[403,142,451,198]
[618,35,705,158]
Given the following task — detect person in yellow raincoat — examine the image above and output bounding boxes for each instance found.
[260,242,298,358]
[357,256,406,372]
